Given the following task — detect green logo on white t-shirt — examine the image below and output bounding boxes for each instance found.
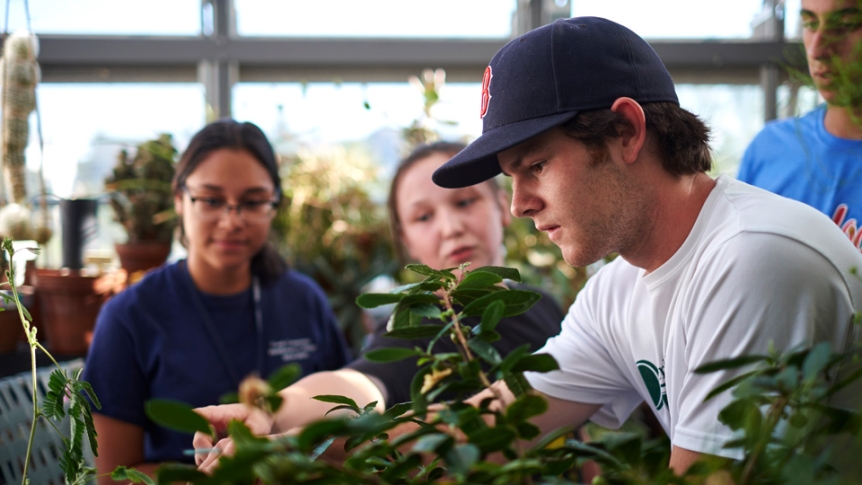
[636,359,668,410]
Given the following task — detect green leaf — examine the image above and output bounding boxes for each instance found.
[314,394,360,412]
[77,380,101,410]
[155,464,208,483]
[364,347,424,363]
[267,363,302,391]
[388,303,411,330]
[479,299,504,336]
[461,290,541,318]
[503,372,533,398]
[476,329,501,343]
[410,365,432,415]
[459,271,503,289]
[380,454,423,482]
[802,341,833,380]
[694,354,769,374]
[383,402,413,419]
[410,303,442,319]
[496,344,532,374]
[414,433,454,453]
[406,264,456,280]
[516,422,541,440]
[468,426,516,452]
[703,369,761,401]
[717,399,762,431]
[81,405,99,460]
[384,325,446,340]
[468,338,501,364]
[510,353,560,373]
[444,443,481,475]
[426,321,455,353]
[297,418,349,451]
[471,266,522,282]
[451,287,496,306]
[111,466,156,484]
[528,425,576,453]
[511,354,560,372]
[356,293,404,309]
[506,394,548,424]
[145,399,213,437]
[43,369,68,420]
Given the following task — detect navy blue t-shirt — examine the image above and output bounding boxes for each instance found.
[82,261,350,464]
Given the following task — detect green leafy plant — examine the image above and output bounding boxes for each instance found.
[144,262,862,485]
[146,263,585,484]
[105,133,177,244]
[0,237,154,485]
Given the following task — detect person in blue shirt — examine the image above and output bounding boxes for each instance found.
[738,0,862,251]
[82,119,350,482]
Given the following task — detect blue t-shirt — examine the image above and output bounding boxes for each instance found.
[82,261,350,464]
[738,105,862,252]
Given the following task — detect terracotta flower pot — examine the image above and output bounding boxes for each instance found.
[115,242,172,276]
[33,269,102,355]
[0,309,22,352]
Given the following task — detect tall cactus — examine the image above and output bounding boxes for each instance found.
[1,30,39,205]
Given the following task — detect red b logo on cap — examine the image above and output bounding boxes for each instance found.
[480,66,492,119]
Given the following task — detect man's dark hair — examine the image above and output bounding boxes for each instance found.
[559,102,712,176]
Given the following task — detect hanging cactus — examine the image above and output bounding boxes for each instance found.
[1,30,40,205]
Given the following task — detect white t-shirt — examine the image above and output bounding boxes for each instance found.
[526,176,862,459]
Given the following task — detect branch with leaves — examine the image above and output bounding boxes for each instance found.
[1,237,152,485]
[144,263,862,485]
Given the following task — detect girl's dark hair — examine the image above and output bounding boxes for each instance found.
[173,118,288,284]
[387,141,502,263]
[559,102,712,176]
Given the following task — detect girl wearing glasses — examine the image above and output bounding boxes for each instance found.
[192,142,565,471]
[83,119,351,482]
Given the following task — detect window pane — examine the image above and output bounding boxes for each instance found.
[571,0,763,39]
[27,84,205,266]
[674,85,764,176]
[2,0,200,35]
[34,84,205,198]
[785,0,803,39]
[236,0,516,38]
[233,82,482,174]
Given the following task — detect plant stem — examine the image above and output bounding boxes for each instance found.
[739,396,788,485]
[441,292,498,397]
[20,343,38,485]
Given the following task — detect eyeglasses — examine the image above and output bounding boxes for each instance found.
[183,186,278,224]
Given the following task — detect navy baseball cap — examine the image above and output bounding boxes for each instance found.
[432,16,679,189]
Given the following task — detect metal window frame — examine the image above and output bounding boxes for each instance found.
[10,0,803,121]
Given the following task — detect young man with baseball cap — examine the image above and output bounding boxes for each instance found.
[433,16,862,472]
[192,16,862,475]
[738,0,862,253]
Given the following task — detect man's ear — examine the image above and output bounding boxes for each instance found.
[610,97,646,164]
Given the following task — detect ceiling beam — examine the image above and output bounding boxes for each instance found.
[29,35,805,85]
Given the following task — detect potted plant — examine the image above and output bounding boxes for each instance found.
[105,133,177,276]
